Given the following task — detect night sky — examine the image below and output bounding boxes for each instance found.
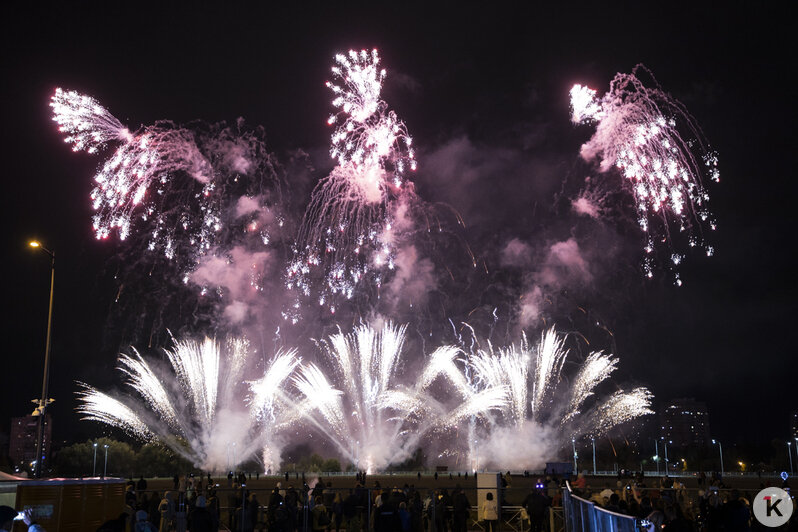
[2,4,795,455]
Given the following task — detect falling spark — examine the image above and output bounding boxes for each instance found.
[570,66,719,277]
[289,49,418,314]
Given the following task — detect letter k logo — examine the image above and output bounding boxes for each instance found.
[764,496,783,517]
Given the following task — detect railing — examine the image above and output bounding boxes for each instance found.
[562,482,639,532]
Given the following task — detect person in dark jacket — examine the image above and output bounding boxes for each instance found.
[522,485,550,532]
[451,488,471,532]
[188,496,217,532]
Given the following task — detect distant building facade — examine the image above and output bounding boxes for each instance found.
[9,414,52,469]
[660,398,711,448]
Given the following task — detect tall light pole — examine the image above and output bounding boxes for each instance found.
[654,439,660,475]
[572,438,578,475]
[788,442,794,475]
[712,439,724,477]
[103,444,109,478]
[662,439,670,476]
[92,442,98,476]
[591,437,597,475]
[29,240,55,479]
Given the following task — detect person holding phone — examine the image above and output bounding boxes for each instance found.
[0,507,46,531]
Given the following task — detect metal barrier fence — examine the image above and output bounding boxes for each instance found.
[562,483,639,532]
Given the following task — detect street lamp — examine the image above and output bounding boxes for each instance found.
[712,439,724,477]
[661,438,670,476]
[103,444,109,478]
[93,442,98,476]
[654,439,660,475]
[29,240,55,479]
[591,437,597,475]
[572,438,578,475]
[788,442,794,475]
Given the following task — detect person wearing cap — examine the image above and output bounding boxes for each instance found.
[0,507,46,532]
[188,495,216,532]
[133,510,157,532]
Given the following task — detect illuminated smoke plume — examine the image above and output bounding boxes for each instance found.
[77,336,299,472]
[287,49,419,316]
[570,66,719,281]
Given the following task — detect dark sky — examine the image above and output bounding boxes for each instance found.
[2,3,795,452]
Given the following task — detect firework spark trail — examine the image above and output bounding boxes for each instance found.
[470,343,530,425]
[90,126,213,247]
[77,336,299,471]
[292,321,499,472]
[248,348,302,422]
[327,49,416,182]
[76,386,153,439]
[50,88,133,153]
[52,89,215,248]
[530,328,568,418]
[427,326,653,467]
[562,351,618,424]
[288,49,418,315]
[570,66,719,280]
[51,88,294,279]
[575,387,654,436]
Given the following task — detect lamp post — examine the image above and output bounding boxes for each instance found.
[712,439,724,477]
[29,240,55,479]
[103,444,109,478]
[788,442,794,475]
[93,442,98,476]
[654,439,660,475]
[572,438,578,475]
[662,439,670,476]
[591,437,597,475]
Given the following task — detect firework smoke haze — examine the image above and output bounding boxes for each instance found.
[77,335,299,471]
[570,66,719,279]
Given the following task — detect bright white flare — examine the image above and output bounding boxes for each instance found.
[77,336,298,471]
[570,67,719,278]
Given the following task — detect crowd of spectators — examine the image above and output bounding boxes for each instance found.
[572,472,797,532]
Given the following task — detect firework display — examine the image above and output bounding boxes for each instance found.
[570,66,719,279]
[77,336,299,471]
[287,49,418,314]
[51,52,727,472]
[422,327,653,468]
[292,322,503,472]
